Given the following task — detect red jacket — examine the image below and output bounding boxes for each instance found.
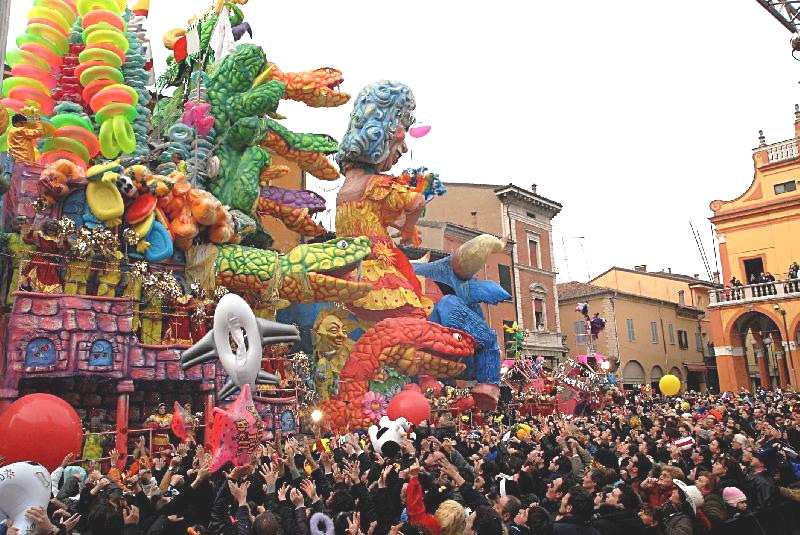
[407,477,441,535]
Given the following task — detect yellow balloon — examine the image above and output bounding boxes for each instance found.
[680,401,690,411]
[659,374,681,397]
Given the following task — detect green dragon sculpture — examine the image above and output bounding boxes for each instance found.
[204,44,346,237]
[187,236,373,305]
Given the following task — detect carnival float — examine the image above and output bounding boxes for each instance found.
[0,0,641,479]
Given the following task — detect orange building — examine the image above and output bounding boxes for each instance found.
[708,109,800,392]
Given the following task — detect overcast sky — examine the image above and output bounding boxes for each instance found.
[7,1,799,282]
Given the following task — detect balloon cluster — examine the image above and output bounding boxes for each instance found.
[77,0,138,159]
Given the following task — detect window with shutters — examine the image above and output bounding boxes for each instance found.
[650,321,659,343]
[527,235,540,268]
[695,331,704,353]
[677,330,689,350]
[668,324,676,345]
[498,264,513,295]
[626,319,635,341]
[574,320,588,344]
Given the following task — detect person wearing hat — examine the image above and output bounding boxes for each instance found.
[721,487,749,517]
[746,449,779,509]
[654,479,702,535]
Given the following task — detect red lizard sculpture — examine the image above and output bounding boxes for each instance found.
[320,317,475,432]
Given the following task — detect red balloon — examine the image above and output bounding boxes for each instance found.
[0,394,83,471]
[387,387,431,425]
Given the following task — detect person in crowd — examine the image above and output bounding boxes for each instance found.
[6,388,800,535]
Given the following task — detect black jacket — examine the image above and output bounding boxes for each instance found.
[745,470,778,509]
[553,515,601,535]
[592,506,648,535]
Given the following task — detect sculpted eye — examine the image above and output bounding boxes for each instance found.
[452,333,462,342]
[337,240,348,249]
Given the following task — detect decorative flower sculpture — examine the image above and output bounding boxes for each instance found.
[362,391,387,421]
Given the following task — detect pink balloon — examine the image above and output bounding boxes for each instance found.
[408,124,431,138]
[207,384,265,472]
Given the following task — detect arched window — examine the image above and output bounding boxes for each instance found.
[622,360,645,386]
[88,339,114,366]
[25,338,57,367]
[651,365,664,389]
[670,366,683,381]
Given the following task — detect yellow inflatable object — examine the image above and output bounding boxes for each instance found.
[133,210,155,239]
[87,177,124,223]
[659,374,681,397]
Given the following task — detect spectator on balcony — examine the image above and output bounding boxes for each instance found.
[729,277,743,300]
[763,273,777,295]
[788,262,799,292]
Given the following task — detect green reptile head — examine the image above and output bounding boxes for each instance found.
[284,236,371,276]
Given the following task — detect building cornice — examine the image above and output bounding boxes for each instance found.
[494,185,563,217]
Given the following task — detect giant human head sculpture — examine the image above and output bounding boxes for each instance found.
[336,81,416,172]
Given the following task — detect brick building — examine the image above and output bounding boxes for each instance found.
[420,183,566,361]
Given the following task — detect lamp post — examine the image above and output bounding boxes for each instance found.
[774,304,796,386]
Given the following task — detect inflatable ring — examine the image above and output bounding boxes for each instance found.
[84,42,125,63]
[27,6,71,32]
[17,32,66,60]
[8,86,53,115]
[98,120,120,158]
[34,0,77,22]
[19,42,63,69]
[27,17,69,38]
[54,126,100,157]
[79,65,123,86]
[43,135,91,162]
[39,149,88,170]
[95,102,137,124]
[11,65,57,90]
[22,24,68,54]
[81,78,114,105]
[81,22,120,41]
[3,76,51,98]
[168,123,194,143]
[91,83,138,110]
[78,47,122,67]
[77,0,119,16]
[85,29,129,53]
[82,9,124,31]
[112,115,136,154]
[5,49,50,70]
[1,98,26,112]
[50,112,93,131]
[75,61,111,81]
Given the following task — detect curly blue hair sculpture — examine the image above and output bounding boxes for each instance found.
[335,80,416,170]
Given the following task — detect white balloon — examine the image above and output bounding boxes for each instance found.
[213,293,263,390]
[0,462,51,533]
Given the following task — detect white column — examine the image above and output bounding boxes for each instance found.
[0,0,11,84]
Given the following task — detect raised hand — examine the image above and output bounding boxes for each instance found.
[25,506,56,535]
[277,482,290,502]
[61,513,81,532]
[300,478,319,502]
[346,511,363,535]
[227,479,251,506]
[289,487,305,508]
[388,523,404,535]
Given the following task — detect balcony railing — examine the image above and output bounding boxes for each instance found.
[709,278,800,306]
[763,139,799,163]
[523,330,565,349]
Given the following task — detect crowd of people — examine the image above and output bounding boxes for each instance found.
[726,262,800,299]
[5,388,800,535]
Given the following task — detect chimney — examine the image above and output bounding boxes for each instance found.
[667,267,672,274]
[693,273,699,279]
[634,265,647,272]
[713,271,720,283]
[530,183,537,194]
